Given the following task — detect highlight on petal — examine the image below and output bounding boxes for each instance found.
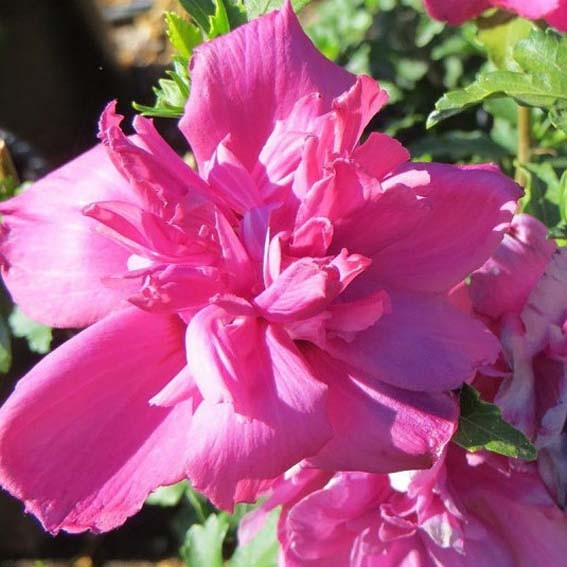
[0,144,140,327]
[180,0,355,170]
[0,308,190,533]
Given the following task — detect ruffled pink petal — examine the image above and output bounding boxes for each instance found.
[205,138,264,215]
[447,449,567,566]
[423,0,492,25]
[185,323,331,510]
[471,214,556,320]
[99,102,209,213]
[325,290,500,391]
[0,308,190,533]
[332,75,388,154]
[282,472,387,565]
[522,249,567,356]
[0,144,140,327]
[373,163,520,293]
[180,0,355,170]
[351,132,410,181]
[303,348,458,473]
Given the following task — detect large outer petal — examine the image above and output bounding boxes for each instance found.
[325,290,500,391]
[180,0,355,170]
[0,144,140,327]
[423,0,491,24]
[0,308,190,533]
[373,163,520,293]
[185,322,331,510]
[303,348,458,473]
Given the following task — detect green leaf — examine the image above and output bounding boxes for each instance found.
[165,12,202,59]
[8,307,52,355]
[558,169,567,223]
[180,0,245,36]
[518,162,562,228]
[428,29,567,131]
[133,57,190,119]
[409,130,509,162]
[146,481,189,507]
[453,384,537,460]
[477,17,534,70]
[181,513,229,567]
[230,507,280,567]
[0,176,17,200]
[243,0,313,19]
[208,0,231,38]
[179,0,216,31]
[0,315,12,374]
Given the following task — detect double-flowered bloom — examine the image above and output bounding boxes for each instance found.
[0,1,520,533]
[470,214,567,505]
[246,446,567,566]
[423,0,567,29]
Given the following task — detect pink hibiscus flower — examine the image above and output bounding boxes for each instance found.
[247,447,567,566]
[423,0,567,30]
[470,214,567,505]
[0,1,520,533]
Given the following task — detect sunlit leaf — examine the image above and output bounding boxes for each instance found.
[453,384,537,460]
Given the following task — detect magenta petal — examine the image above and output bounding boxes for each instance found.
[185,323,331,510]
[0,308,190,533]
[351,132,410,181]
[546,4,567,30]
[494,0,560,19]
[326,290,500,391]
[374,163,520,293]
[180,0,354,170]
[423,0,491,24]
[0,144,140,327]
[303,348,457,472]
[332,75,389,154]
[471,214,556,319]
[522,249,567,356]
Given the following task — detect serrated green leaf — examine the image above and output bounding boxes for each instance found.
[133,56,190,119]
[181,513,229,567]
[453,384,537,461]
[427,70,555,128]
[8,307,52,355]
[146,481,189,507]
[230,507,280,567]
[428,29,567,131]
[0,315,11,374]
[165,12,202,59]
